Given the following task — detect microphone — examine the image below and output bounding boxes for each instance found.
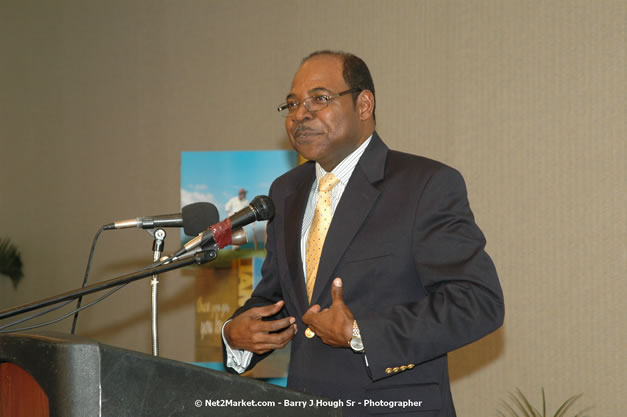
[171,195,274,258]
[170,227,249,261]
[104,202,219,236]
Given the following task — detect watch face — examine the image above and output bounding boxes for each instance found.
[350,337,364,352]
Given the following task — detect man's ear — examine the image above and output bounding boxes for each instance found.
[357,90,375,121]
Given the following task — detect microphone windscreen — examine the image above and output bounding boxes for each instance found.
[182,202,219,236]
[250,196,275,221]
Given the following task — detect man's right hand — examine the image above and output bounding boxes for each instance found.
[224,300,297,355]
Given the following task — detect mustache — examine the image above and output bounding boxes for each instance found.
[292,124,315,135]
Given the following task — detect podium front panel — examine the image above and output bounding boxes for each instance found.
[0,332,342,417]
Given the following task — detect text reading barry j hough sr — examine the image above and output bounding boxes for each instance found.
[195,398,425,410]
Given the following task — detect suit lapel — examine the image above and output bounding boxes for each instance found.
[310,133,388,305]
[283,165,315,311]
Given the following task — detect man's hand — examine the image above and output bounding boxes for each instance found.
[224,301,297,355]
[302,278,354,348]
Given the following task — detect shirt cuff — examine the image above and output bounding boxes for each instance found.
[222,319,253,374]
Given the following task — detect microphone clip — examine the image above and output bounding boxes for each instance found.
[193,249,218,264]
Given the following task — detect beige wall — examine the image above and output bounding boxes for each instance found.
[1,1,624,415]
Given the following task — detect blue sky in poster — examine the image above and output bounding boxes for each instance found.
[181,150,298,224]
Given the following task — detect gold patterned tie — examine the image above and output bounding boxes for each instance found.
[305,173,340,302]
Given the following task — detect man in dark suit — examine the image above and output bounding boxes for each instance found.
[222,50,504,416]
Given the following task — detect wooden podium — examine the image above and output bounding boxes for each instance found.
[0,332,342,417]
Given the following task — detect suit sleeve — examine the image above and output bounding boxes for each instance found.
[221,183,288,373]
[359,165,505,381]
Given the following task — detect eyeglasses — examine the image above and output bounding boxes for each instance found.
[277,88,362,117]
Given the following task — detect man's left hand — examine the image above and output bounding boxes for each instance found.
[302,278,354,348]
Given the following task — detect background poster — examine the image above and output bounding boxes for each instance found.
[181,150,298,380]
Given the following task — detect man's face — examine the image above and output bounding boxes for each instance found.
[238,191,246,200]
[285,55,366,171]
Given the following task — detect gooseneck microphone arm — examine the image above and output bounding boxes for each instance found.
[0,249,218,322]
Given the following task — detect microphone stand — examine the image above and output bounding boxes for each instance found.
[148,228,166,357]
[0,249,218,322]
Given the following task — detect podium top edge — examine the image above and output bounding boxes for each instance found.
[0,331,99,346]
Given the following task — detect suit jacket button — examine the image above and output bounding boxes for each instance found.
[385,368,393,374]
[393,367,400,373]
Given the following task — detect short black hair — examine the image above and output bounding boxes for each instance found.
[303,50,376,120]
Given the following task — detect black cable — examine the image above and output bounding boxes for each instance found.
[0,225,108,333]
[0,299,75,331]
[0,248,216,333]
[1,224,192,333]
[71,225,106,334]
[0,284,127,334]
[69,224,172,333]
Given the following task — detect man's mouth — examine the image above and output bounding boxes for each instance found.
[293,127,317,139]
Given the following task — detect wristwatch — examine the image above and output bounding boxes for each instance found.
[349,320,364,352]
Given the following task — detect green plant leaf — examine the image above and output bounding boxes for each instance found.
[498,388,591,417]
[554,393,583,417]
[501,399,523,417]
[0,238,23,288]
[510,391,533,417]
[572,406,593,417]
[516,388,542,417]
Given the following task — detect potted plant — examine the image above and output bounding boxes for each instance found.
[0,237,23,288]
[498,388,592,417]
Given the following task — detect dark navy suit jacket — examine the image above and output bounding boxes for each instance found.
[224,132,504,417]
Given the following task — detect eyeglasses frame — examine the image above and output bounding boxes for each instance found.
[277,88,362,117]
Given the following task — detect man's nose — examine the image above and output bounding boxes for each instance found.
[291,101,314,122]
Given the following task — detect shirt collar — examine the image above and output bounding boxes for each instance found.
[314,135,373,186]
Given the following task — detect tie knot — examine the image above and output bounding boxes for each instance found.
[319,173,339,193]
